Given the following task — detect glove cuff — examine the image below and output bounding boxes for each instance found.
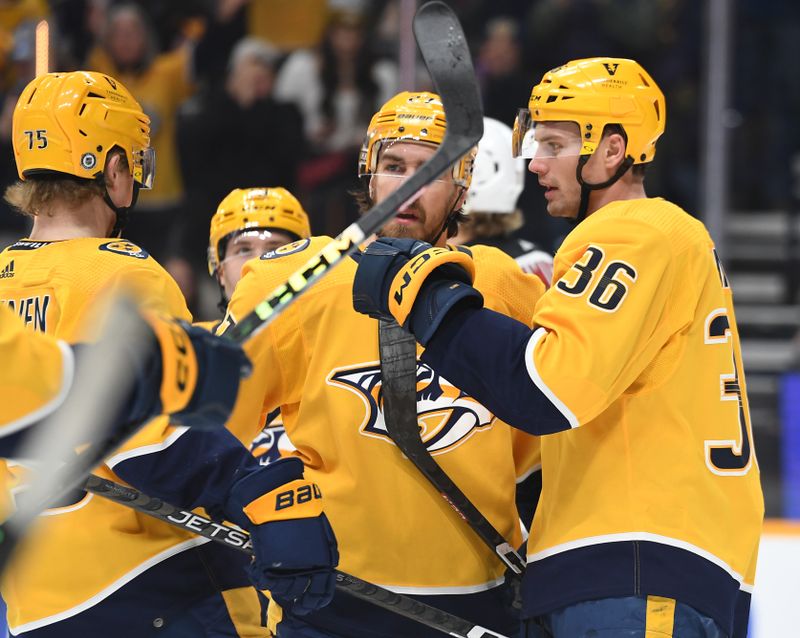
[225,457,305,527]
[411,280,484,346]
[388,246,475,326]
[143,312,198,415]
[242,478,323,525]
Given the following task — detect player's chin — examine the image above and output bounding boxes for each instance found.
[546,200,577,219]
[378,222,418,240]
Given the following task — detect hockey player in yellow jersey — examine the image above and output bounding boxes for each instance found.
[222,91,544,637]
[208,187,313,316]
[206,186,312,464]
[353,58,764,638]
[0,70,337,637]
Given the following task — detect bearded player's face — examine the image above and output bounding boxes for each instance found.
[371,141,464,247]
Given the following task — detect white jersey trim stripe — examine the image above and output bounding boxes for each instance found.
[516,462,541,484]
[372,576,505,596]
[10,537,209,634]
[105,426,189,469]
[39,492,94,516]
[1,341,74,437]
[527,531,747,587]
[524,327,579,428]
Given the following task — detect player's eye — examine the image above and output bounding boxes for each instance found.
[548,142,562,155]
[382,162,403,174]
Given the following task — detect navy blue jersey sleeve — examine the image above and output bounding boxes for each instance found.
[421,307,571,435]
[108,426,260,519]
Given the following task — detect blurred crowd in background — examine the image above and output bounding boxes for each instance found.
[0,0,796,323]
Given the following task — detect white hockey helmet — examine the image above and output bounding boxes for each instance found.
[464,117,525,215]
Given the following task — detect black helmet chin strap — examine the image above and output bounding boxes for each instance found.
[216,278,229,314]
[573,155,634,223]
[428,185,465,246]
[103,182,140,238]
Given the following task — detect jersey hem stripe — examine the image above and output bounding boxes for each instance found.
[9,537,209,634]
[516,462,542,484]
[526,531,744,584]
[371,575,505,596]
[521,539,748,636]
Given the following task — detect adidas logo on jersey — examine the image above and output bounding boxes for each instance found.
[0,260,14,278]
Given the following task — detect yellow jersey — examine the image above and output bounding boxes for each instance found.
[0,237,203,633]
[0,302,69,443]
[223,236,544,635]
[420,198,765,636]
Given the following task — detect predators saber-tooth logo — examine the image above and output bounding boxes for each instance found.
[327,361,495,454]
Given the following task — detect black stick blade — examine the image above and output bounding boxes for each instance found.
[414,1,484,155]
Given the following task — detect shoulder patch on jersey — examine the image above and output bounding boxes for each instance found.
[261,238,311,260]
[99,241,149,259]
[8,240,52,251]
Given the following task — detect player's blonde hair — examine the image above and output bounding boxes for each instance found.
[4,151,129,218]
[462,210,524,238]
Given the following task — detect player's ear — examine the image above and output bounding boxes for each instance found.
[104,153,116,182]
[604,132,627,170]
[104,151,125,186]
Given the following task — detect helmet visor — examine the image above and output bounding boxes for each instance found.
[512,109,583,160]
[222,228,297,262]
[132,147,156,189]
[367,140,452,185]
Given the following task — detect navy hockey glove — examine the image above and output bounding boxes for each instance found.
[224,457,338,615]
[353,238,483,345]
[128,313,251,429]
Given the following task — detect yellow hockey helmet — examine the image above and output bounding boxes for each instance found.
[518,57,665,164]
[12,71,154,187]
[359,91,475,188]
[208,187,311,276]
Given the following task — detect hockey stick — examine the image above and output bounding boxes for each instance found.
[226,0,483,344]
[84,474,510,638]
[379,321,526,577]
[0,298,154,573]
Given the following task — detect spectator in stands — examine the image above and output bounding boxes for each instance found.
[275,8,396,154]
[274,8,397,235]
[86,2,195,261]
[475,17,530,123]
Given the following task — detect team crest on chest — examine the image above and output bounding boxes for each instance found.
[327,361,495,454]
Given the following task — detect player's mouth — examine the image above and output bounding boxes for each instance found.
[395,211,420,224]
[542,185,558,200]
